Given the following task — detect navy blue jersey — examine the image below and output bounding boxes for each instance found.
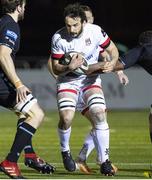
[0,14,20,59]
[120,44,152,75]
[0,14,20,108]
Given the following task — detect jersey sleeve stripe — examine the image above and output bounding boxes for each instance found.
[51,53,64,59]
[100,37,111,49]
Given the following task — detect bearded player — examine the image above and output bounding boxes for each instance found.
[49,3,121,176]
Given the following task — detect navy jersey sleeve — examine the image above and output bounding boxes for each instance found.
[0,21,19,51]
[120,46,143,69]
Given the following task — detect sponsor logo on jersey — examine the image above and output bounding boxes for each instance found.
[6,30,18,41]
[5,36,15,45]
[86,54,93,60]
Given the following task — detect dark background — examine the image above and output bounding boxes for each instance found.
[1,0,152,57]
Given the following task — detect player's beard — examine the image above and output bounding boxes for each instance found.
[70,26,83,38]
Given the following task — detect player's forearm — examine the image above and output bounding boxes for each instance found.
[50,58,69,75]
[86,62,105,75]
[115,70,123,75]
[106,41,119,64]
[86,60,125,75]
[52,57,83,76]
[0,54,23,88]
[52,63,71,75]
[109,48,119,64]
[47,60,58,79]
[113,60,125,71]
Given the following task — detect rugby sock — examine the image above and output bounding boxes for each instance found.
[17,118,25,127]
[58,127,71,152]
[78,131,95,161]
[92,122,109,164]
[6,122,36,162]
[17,118,35,154]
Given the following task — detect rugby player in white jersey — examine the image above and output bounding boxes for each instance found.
[49,3,120,176]
[48,4,128,174]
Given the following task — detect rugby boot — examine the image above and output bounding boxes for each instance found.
[24,153,56,174]
[100,159,116,176]
[0,159,25,179]
[61,151,76,172]
[111,163,118,173]
[75,158,92,174]
[97,159,118,173]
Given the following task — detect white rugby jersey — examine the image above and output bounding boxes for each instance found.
[51,23,111,65]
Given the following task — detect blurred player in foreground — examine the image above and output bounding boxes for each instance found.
[0,0,55,178]
[49,3,120,176]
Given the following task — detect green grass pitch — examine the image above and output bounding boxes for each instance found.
[0,109,151,179]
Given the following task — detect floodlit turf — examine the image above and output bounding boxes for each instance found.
[0,109,151,179]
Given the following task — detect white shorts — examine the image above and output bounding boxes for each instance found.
[14,93,37,115]
[57,75,106,113]
[76,90,86,112]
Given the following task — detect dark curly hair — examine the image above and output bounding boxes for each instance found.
[80,5,92,14]
[1,0,26,13]
[64,3,87,23]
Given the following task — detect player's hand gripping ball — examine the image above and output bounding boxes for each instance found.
[59,52,89,75]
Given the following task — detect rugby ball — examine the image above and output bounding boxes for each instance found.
[59,52,89,75]
[59,53,71,65]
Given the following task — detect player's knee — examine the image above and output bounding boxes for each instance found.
[90,107,107,124]
[34,107,44,123]
[57,97,75,129]
[27,104,44,120]
[26,105,44,128]
[58,120,71,130]
[59,114,73,129]
[58,110,74,129]
[87,94,106,124]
